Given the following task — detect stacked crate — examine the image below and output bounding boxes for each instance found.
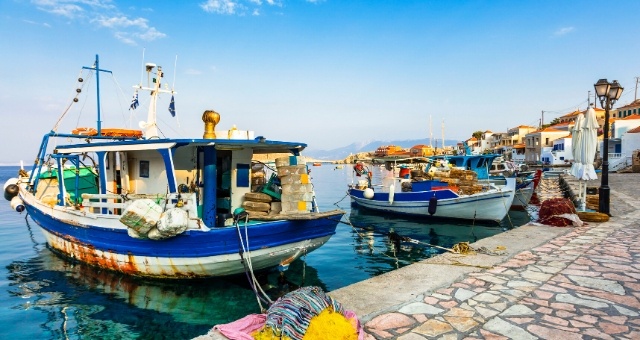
[431,168,483,195]
[276,156,315,214]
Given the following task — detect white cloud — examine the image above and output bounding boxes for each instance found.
[554,27,575,37]
[31,0,166,45]
[114,31,136,45]
[23,19,52,27]
[94,16,149,29]
[136,27,166,41]
[200,0,239,15]
[39,3,84,18]
[200,0,284,15]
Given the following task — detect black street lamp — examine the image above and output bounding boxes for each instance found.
[593,79,624,215]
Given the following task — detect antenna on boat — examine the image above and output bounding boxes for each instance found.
[172,55,177,90]
[134,59,177,139]
[172,55,181,128]
[139,48,145,86]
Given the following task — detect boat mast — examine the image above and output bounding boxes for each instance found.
[82,54,112,135]
[134,63,175,139]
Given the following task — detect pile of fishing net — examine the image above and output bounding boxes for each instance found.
[212,286,362,340]
[537,197,583,227]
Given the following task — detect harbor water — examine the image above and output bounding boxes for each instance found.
[0,165,531,339]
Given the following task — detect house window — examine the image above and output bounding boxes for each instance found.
[545,138,549,145]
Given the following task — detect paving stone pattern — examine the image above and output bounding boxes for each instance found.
[361,174,640,339]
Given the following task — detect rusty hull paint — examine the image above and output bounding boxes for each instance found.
[46,229,203,279]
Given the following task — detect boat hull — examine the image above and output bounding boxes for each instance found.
[23,193,342,279]
[511,181,535,209]
[348,186,514,223]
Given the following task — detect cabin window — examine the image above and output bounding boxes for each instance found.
[139,160,150,178]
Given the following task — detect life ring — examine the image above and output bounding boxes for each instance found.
[72,127,98,136]
[71,127,142,138]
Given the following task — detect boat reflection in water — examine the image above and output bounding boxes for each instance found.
[347,205,529,275]
[6,218,324,338]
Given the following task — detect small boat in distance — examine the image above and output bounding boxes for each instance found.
[348,155,515,223]
[2,55,344,279]
[312,162,322,166]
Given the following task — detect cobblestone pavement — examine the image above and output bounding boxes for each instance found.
[361,173,640,339]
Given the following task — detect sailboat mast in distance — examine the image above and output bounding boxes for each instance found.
[441,119,445,150]
[430,115,433,148]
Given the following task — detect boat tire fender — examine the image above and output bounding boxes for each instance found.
[4,184,19,201]
[428,196,437,215]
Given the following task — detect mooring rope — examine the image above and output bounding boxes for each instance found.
[234,216,273,311]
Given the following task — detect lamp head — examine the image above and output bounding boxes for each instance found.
[609,80,623,101]
[594,79,610,101]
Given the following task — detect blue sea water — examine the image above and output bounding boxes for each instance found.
[0,165,530,339]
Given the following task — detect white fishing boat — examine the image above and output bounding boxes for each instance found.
[2,55,344,279]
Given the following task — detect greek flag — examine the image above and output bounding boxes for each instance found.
[168,95,176,117]
[130,92,139,110]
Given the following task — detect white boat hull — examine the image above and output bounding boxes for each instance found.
[350,180,515,223]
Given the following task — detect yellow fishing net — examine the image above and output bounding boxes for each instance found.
[303,308,358,340]
[252,307,358,340]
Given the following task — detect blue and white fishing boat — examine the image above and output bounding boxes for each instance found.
[3,55,344,279]
[349,155,515,223]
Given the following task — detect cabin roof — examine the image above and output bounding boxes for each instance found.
[53,137,307,154]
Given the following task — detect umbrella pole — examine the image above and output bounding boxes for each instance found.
[579,180,586,211]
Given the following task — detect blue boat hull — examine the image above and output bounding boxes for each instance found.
[25,202,343,278]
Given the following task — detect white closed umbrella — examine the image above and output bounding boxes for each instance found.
[570,113,585,178]
[580,106,599,180]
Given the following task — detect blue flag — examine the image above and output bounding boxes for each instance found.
[129,92,139,110]
[168,95,176,117]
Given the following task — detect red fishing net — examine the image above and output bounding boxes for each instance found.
[537,197,577,227]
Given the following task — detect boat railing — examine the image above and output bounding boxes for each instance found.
[80,192,199,218]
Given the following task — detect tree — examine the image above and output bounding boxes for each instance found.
[472,131,483,140]
[541,118,561,130]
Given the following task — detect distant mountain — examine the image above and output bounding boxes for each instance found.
[304,138,461,160]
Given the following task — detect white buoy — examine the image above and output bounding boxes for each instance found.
[363,188,374,199]
[388,184,395,204]
[11,196,25,212]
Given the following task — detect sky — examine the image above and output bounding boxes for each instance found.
[2,0,640,165]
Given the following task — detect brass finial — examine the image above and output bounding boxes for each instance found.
[202,110,220,139]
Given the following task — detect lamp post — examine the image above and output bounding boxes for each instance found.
[593,79,624,215]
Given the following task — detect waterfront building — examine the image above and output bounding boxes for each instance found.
[524,127,568,164]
